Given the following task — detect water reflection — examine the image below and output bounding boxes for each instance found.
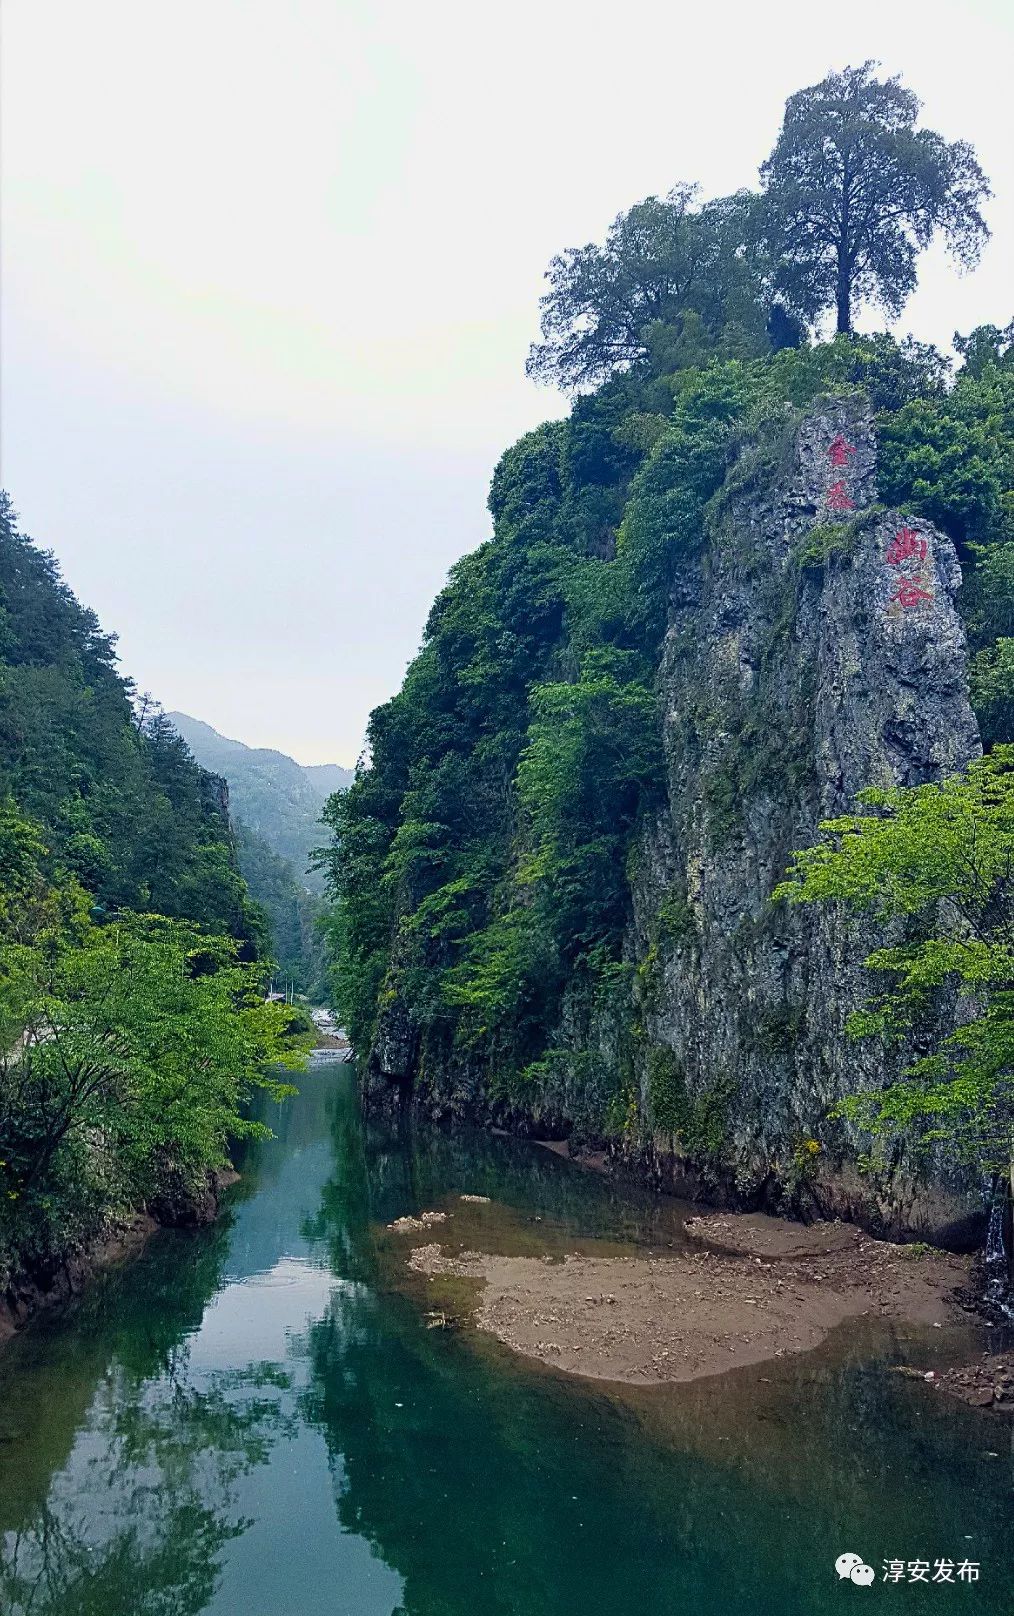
[0,1209,298,1616]
[0,1066,1011,1616]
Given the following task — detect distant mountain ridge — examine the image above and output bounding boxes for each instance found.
[167,713,351,891]
[304,762,351,797]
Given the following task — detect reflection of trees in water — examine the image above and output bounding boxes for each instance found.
[0,1367,297,1616]
[294,1075,629,1280]
[360,1105,707,1247]
[3,1498,236,1616]
[296,1093,653,1616]
[60,1214,239,1386]
[299,1080,378,1283]
[301,1296,558,1616]
[0,1216,240,1543]
[6,1069,1014,1616]
[302,1278,1014,1616]
[0,1198,299,1616]
[301,1066,697,1284]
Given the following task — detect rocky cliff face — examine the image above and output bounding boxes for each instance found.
[369,398,983,1245]
[617,400,981,1242]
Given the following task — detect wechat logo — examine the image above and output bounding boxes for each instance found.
[836,1553,875,1586]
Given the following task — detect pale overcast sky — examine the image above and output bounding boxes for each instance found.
[2,0,1011,764]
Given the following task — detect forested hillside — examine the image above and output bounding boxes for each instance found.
[321,65,1014,1243]
[167,713,351,890]
[169,713,350,994]
[0,496,305,1304]
[233,821,329,997]
[0,523,263,945]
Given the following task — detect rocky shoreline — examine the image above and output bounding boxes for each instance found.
[933,1353,1014,1410]
[0,1167,238,1351]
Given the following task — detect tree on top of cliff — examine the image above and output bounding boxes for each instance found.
[955,318,1014,380]
[526,187,779,392]
[760,61,991,336]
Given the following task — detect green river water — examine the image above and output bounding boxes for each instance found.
[1,1061,1012,1615]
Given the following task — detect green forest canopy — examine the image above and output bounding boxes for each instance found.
[0,495,308,1282]
[322,51,1011,1178]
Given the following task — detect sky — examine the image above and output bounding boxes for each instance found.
[2,0,1012,765]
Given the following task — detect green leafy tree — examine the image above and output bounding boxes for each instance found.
[776,751,1014,1256]
[955,318,1014,380]
[759,62,990,334]
[0,806,308,1261]
[878,350,1014,557]
[0,497,312,1282]
[515,650,662,944]
[527,187,773,391]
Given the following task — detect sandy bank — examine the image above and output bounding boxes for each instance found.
[400,1206,972,1386]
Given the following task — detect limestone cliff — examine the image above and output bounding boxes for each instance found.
[622,400,980,1241]
[364,397,984,1244]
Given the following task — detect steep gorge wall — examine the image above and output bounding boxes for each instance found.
[369,400,984,1244]
[615,402,981,1242]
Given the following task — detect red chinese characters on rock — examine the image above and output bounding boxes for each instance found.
[885,526,927,566]
[824,478,853,510]
[825,479,855,513]
[824,432,858,510]
[827,434,855,469]
[885,524,934,610]
[889,578,934,609]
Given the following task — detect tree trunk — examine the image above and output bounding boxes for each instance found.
[836,267,851,334]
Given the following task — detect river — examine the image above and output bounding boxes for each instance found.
[1,1062,1012,1614]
